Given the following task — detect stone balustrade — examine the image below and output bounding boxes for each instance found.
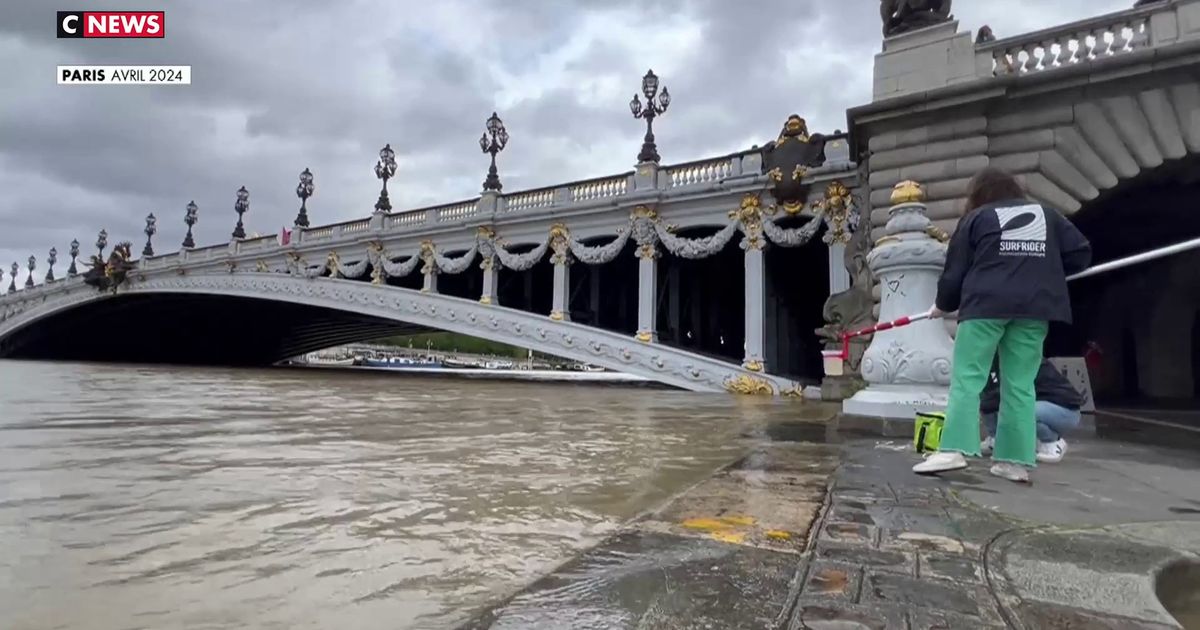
[570,175,630,202]
[2,136,858,302]
[976,1,1198,79]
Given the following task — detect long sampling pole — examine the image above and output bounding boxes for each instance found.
[836,235,1200,359]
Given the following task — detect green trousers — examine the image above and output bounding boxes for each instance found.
[938,319,1048,467]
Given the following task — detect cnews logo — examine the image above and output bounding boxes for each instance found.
[57,11,164,38]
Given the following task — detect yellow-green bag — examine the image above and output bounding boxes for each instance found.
[914,411,945,453]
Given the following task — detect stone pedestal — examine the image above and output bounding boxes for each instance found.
[873,21,976,101]
[843,181,955,420]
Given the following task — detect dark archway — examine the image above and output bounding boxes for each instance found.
[655,228,744,364]
[1049,153,1200,404]
[764,217,829,381]
[0,293,419,365]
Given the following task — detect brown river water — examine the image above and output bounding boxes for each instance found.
[0,360,803,630]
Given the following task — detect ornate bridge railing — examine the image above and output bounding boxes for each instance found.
[978,1,1186,78]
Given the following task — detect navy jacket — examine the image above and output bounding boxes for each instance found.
[935,199,1091,323]
[980,357,1085,413]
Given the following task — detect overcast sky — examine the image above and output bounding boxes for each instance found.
[0,0,1131,286]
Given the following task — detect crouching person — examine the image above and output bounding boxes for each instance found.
[980,357,1085,463]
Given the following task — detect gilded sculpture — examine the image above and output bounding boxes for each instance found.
[723,374,775,395]
[817,181,854,245]
[880,0,953,37]
[761,115,828,214]
[81,242,136,293]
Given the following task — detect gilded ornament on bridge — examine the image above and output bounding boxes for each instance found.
[476,226,495,240]
[743,359,764,372]
[548,223,571,265]
[818,180,854,245]
[723,374,775,395]
[225,260,237,273]
[635,331,653,343]
[631,205,657,220]
[925,225,950,244]
[890,180,925,204]
[82,243,135,293]
[730,193,766,251]
[418,240,436,275]
[549,310,565,321]
[780,385,805,399]
[761,115,828,215]
[255,260,269,273]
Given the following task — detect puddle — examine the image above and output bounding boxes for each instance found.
[1156,560,1200,629]
[761,421,835,443]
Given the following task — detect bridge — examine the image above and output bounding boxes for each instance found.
[0,131,859,394]
[3,0,1198,399]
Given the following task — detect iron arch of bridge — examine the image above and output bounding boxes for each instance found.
[0,273,806,395]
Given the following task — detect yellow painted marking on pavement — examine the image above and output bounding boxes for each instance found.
[681,515,756,532]
[766,529,792,540]
[711,531,746,544]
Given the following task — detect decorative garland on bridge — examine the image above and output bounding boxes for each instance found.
[262,181,855,280]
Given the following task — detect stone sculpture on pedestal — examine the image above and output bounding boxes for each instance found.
[880,0,953,37]
[842,180,956,419]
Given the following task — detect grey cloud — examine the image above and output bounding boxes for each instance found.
[0,0,1134,287]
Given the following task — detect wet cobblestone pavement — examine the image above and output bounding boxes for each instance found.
[462,411,1200,629]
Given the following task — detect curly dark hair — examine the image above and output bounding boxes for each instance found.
[965,167,1025,213]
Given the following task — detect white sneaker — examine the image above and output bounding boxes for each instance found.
[912,452,967,474]
[980,436,994,456]
[1036,439,1067,463]
[990,462,1030,483]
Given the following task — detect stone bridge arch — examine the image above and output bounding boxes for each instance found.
[0,273,803,395]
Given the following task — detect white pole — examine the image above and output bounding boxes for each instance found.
[1067,236,1200,282]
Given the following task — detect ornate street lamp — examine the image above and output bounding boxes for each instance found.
[7,263,16,294]
[143,213,157,257]
[97,229,108,258]
[232,187,249,239]
[373,143,397,213]
[479,112,509,192]
[25,255,35,288]
[46,247,57,282]
[183,201,198,248]
[295,168,314,227]
[629,69,671,164]
[68,239,79,276]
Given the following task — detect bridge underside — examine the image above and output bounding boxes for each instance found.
[0,294,420,365]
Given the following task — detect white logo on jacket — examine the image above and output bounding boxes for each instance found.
[995,204,1047,256]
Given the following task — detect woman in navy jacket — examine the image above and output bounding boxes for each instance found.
[913,168,1091,482]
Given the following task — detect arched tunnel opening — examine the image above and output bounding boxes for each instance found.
[0,294,423,366]
[656,227,745,365]
[1046,153,1200,406]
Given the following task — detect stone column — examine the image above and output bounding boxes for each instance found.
[737,195,767,372]
[843,181,956,419]
[549,224,571,321]
[635,245,658,342]
[419,241,438,294]
[743,243,766,371]
[477,227,497,305]
[632,206,660,342]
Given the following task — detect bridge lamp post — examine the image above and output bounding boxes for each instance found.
[7,263,16,294]
[295,168,314,228]
[629,69,670,164]
[68,239,79,276]
[232,186,249,239]
[143,213,157,257]
[25,255,35,288]
[182,201,198,248]
[96,229,108,258]
[374,144,397,214]
[480,112,509,192]
[46,248,56,283]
